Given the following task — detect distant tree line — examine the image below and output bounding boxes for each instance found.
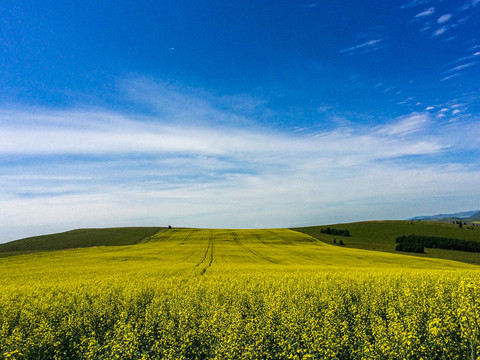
[453,220,478,230]
[395,238,425,253]
[395,234,480,254]
[321,227,350,237]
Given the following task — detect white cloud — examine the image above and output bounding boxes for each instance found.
[433,26,448,36]
[451,53,480,64]
[437,14,452,24]
[450,62,477,71]
[415,7,435,17]
[339,39,385,55]
[377,113,431,136]
[442,62,477,76]
[0,80,479,242]
[460,0,480,11]
[0,109,444,164]
[401,0,433,9]
[441,73,459,81]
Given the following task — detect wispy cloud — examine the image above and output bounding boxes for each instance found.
[459,0,480,11]
[0,108,444,160]
[445,62,477,73]
[400,0,433,9]
[415,7,435,17]
[451,52,480,64]
[377,113,430,136]
[437,14,453,24]
[429,10,472,37]
[339,38,385,56]
[432,26,449,36]
[1,79,479,242]
[452,62,477,71]
[441,73,460,81]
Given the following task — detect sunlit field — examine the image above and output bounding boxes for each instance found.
[1,229,480,359]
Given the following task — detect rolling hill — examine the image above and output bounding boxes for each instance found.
[293,220,480,265]
[0,227,164,257]
[1,227,479,359]
[2,221,480,265]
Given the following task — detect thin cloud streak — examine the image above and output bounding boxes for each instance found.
[444,62,477,74]
[415,7,435,17]
[401,0,433,9]
[339,39,385,55]
[437,14,453,24]
[433,26,448,36]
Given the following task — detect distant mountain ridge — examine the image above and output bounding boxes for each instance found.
[408,210,480,221]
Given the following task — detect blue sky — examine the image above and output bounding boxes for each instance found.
[1,0,480,241]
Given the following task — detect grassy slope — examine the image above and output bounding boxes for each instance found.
[1,229,473,285]
[1,222,478,267]
[0,227,164,256]
[293,220,480,265]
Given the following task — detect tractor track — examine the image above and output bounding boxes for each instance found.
[179,229,196,245]
[196,230,214,275]
[265,230,322,261]
[231,231,278,264]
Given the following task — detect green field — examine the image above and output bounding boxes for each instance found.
[294,220,480,265]
[1,228,480,359]
[0,227,163,257]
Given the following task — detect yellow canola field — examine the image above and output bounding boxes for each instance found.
[1,229,480,359]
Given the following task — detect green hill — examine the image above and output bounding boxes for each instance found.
[293,220,480,265]
[1,229,475,276]
[0,227,164,257]
[2,221,480,265]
